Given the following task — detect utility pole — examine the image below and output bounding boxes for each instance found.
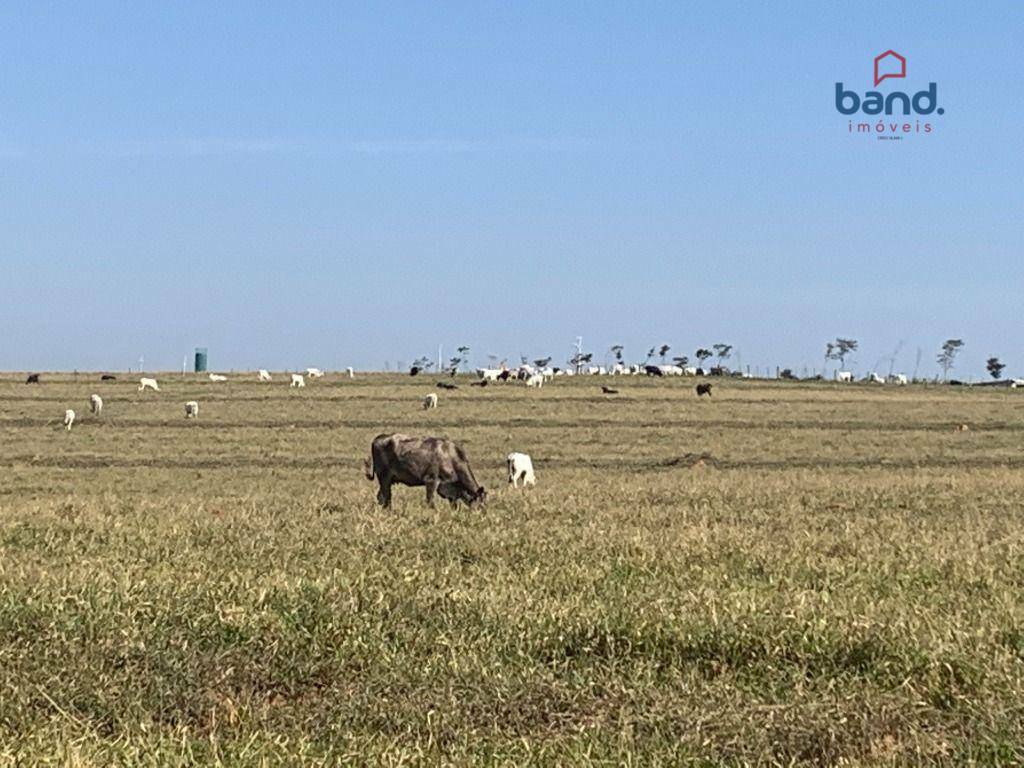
[573,336,583,374]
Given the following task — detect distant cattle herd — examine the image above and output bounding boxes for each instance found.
[20,363,977,508]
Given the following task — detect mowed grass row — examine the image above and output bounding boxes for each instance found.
[1,373,1024,764]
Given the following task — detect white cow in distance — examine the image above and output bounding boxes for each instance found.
[525,373,544,388]
[89,394,103,416]
[185,401,199,418]
[306,368,324,378]
[346,367,354,379]
[477,368,501,382]
[258,370,272,381]
[836,371,853,383]
[290,374,305,388]
[889,373,909,385]
[64,409,76,431]
[209,373,228,382]
[423,393,438,409]
[139,378,160,392]
[507,452,536,487]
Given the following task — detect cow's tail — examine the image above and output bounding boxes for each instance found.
[363,455,375,481]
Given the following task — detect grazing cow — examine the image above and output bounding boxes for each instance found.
[258,369,272,382]
[101,374,117,381]
[507,452,536,487]
[306,368,324,378]
[865,372,885,384]
[138,378,160,392]
[89,394,103,415]
[185,401,199,418]
[601,385,619,394]
[644,365,664,377]
[525,373,544,388]
[346,367,354,379]
[684,367,698,376]
[477,368,501,382]
[423,393,438,410]
[209,373,228,382]
[835,371,853,383]
[290,373,305,388]
[364,434,486,508]
[955,423,969,432]
[497,369,514,382]
[26,373,40,384]
[659,365,684,376]
[889,374,908,385]
[436,381,458,390]
[696,383,713,397]
[64,409,75,431]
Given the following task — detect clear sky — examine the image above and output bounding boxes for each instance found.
[2,2,1021,377]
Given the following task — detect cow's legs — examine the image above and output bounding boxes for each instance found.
[424,478,439,507]
[377,477,392,508]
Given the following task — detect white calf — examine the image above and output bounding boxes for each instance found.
[290,374,305,388]
[507,452,536,487]
[209,373,228,382]
[64,409,75,431]
[89,394,103,416]
[258,369,272,382]
[525,373,544,388]
[836,371,853,383]
[185,401,199,418]
[139,378,160,392]
[423,393,438,409]
[305,368,324,378]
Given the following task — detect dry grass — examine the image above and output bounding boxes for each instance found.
[1,372,1024,765]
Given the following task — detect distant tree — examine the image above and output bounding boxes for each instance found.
[987,357,1005,380]
[456,346,470,372]
[644,347,657,363]
[712,344,733,368]
[825,338,858,370]
[447,356,462,376]
[411,356,434,375]
[780,368,797,380]
[658,344,671,363]
[570,351,594,372]
[695,348,713,369]
[672,356,689,368]
[534,356,552,369]
[937,339,964,380]
[609,345,624,365]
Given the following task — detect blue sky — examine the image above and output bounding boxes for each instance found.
[1,2,1021,376]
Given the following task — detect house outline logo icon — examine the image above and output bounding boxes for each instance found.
[873,50,906,87]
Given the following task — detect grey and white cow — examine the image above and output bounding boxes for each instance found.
[364,434,486,508]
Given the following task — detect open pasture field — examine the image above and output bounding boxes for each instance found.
[2,373,1024,765]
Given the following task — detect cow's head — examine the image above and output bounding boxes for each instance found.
[470,486,487,506]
